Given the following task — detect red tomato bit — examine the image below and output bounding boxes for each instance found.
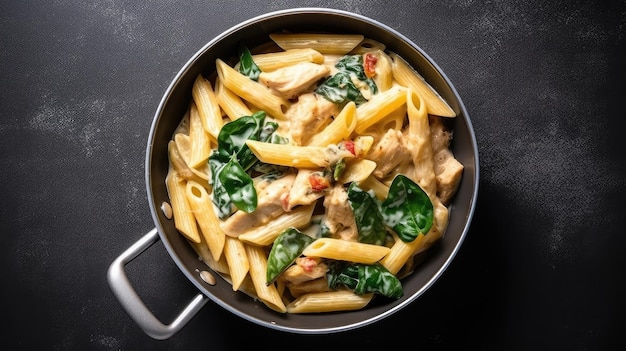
[364,53,378,78]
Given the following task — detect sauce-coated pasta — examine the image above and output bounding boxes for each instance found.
[165,33,463,313]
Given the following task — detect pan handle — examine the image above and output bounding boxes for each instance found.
[107,228,208,340]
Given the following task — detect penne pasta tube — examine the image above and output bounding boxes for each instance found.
[382,199,449,273]
[252,48,325,71]
[369,50,394,92]
[286,290,374,313]
[349,38,386,54]
[192,74,223,140]
[270,33,365,55]
[238,204,315,246]
[246,140,331,168]
[380,232,426,275]
[338,159,377,184]
[223,236,249,291]
[165,166,201,243]
[406,88,437,196]
[389,52,456,117]
[355,85,407,134]
[216,58,290,119]
[302,238,391,264]
[244,244,287,313]
[188,102,211,169]
[214,76,252,120]
[307,102,357,147]
[185,180,225,260]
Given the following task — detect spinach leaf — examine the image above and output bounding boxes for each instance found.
[327,262,403,299]
[347,182,386,245]
[266,228,315,284]
[381,174,434,242]
[208,152,233,219]
[238,44,261,81]
[218,156,256,213]
[315,55,378,105]
[354,263,403,298]
[209,110,282,218]
[217,111,266,170]
[315,72,366,105]
[335,55,378,94]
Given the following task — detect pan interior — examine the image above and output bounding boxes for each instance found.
[146,8,478,333]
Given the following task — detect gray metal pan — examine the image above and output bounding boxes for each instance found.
[108,7,479,340]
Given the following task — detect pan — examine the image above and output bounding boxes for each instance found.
[107,7,479,340]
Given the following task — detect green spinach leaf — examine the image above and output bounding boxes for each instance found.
[327,262,403,299]
[209,110,283,218]
[381,174,434,242]
[347,182,386,245]
[218,156,257,213]
[315,55,378,105]
[238,44,261,81]
[266,228,315,284]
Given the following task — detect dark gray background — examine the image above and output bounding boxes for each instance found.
[1,0,624,349]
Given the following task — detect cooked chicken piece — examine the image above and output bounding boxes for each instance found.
[323,184,358,241]
[367,128,412,179]
[258,62,330,99]
[429,116,463,204]
[286,92,340,145]
[220,174,296,236]
[280,257,328,285]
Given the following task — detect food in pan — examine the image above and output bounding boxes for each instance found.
[164,33,464,313]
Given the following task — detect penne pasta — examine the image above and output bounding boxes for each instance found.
[302,238,391,264]
[215,58,290,119]
[214,76,252,120]
[355,85,407,134]
[165,166,201,243]
[380,232,426,275]
[223,236,249,291]
[389,51,456,118]
[238,204,315,246]
[246,140,331,168]
[349,38,386,54]
[187,102,211,169]
[286,290,374,313]
[338,159,377,184]
[406,88,437,196]
[244,244,287,313]
[306,102,357,147]
[192,74,223,140]
[252,48,325,71]
[270,33,365,55]
[369,50,394,92]
[185,180,226,260]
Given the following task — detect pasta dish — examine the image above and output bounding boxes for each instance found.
[164,32,464,313]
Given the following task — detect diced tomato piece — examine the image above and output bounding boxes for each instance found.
[343,140,356,155]
[309,173,330,192]
[364,53,378,78]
